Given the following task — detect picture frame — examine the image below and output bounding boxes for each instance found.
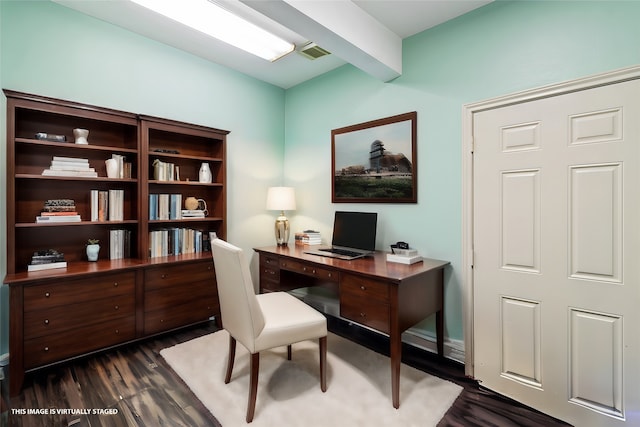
[332,111,417,203]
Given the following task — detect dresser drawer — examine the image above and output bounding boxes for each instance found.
[144,299,217,335]
[25,294,134,340]
[144,280,217,312]
[23,272,135,311]
[24,315,136,369]
[340,273,389,302]
[145,261,214,291]
[280,259,338,282]
[340,295,390,334]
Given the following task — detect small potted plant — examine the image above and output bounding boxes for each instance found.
[86,239,100,261]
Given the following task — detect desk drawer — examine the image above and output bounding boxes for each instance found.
[340,295,390,334]
[340,273,389,303]
[280,259,338,282]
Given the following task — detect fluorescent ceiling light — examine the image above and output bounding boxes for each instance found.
[131,0,295,61]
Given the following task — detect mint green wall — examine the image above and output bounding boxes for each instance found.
[0,1,286,354]
[283,0,640,343]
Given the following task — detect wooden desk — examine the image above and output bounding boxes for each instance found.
[253,245,449,408]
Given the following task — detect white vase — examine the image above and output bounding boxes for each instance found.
[73,128,89,145]
[199,162,212,183]
[86,244,100,261]
[105,158,119,178]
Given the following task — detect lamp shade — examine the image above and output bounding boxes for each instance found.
[266,187,296,211]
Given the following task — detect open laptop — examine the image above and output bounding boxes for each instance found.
[304,211,377,260]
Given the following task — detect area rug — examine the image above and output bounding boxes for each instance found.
[160,330,462,426]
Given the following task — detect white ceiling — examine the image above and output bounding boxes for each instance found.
[53,0,491,89]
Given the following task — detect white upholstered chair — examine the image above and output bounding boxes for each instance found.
[210,237,328,423]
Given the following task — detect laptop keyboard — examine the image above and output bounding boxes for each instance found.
[320,248,362,257]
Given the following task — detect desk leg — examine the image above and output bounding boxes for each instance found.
[436,309,444,357]
[390,332,401,409]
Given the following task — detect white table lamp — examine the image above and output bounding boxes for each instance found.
[266,187,296,246]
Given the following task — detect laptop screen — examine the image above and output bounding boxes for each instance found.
[332,211,378,251]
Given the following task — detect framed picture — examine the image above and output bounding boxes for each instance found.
[332,111,417,203]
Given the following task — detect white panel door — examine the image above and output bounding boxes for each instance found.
[473,79,640,426]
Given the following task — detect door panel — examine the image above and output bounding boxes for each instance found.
[473,79,640,426]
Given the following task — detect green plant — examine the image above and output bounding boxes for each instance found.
[87,239,100,245]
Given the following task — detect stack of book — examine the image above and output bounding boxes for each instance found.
[28,249,67,272]
[42,156,97,178]
[181,209,205,218]
[295,230,322,245]
[36,199,81,223]
[386,248,423,265]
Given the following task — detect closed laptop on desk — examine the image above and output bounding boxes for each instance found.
[304,211,377,260]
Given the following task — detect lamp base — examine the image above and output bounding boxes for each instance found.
[274,212,290,246]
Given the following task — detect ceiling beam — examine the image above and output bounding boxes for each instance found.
[241,0,402,82]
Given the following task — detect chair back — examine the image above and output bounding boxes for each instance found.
[211,237,265,352]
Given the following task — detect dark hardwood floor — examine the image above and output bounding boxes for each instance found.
[1,317,571,426]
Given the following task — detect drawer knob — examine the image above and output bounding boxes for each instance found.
[44,319,49,325]
[115,329,119,334]
[45,292,50,298]
[360,313,366,318]
[208,265,213,271]
[114,305,119,310]
[114,282,119,287]
[328,273,332,278]
[161,274,167,279]
[44,346,49,352]
[303,267,307,271]
[360,286,366,291]
[312,269,316,274]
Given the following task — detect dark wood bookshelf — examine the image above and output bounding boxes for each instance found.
[3,90,228,397]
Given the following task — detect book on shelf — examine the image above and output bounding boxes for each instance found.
[42,156,97,177]
[108,189,124,221]
[30,249,65,264]
[149,194,183,220]
[27,261,68,272]
[98,191,108,221]
[35,133,67,142]
[42,169,98,177]
[42,199,76,212]
[40,211,79,216]
[28,249,66,271]
[110,229,131,260]
[52,156,88,163]
[152,159,177,182]
[148,227,208,258]
[36,215,81,223]
[181,210,205,218]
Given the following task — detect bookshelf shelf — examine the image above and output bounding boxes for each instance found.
[4,89,227,397]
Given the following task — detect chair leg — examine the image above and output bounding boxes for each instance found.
[225,335,236,384]
[319,335,327,392]
[287,344,292,360]
[247,352,260,423]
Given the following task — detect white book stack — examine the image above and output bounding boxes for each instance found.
[42,156,98,178]
[386,248,423,265]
